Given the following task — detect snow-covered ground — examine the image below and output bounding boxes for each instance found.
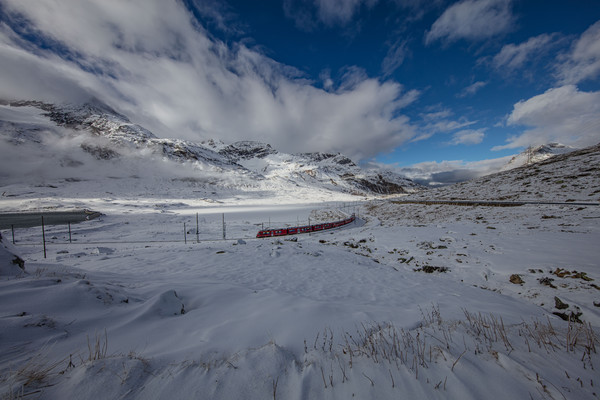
[1,144,599,399]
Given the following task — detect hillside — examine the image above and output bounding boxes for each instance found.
[500,143,577,171]
[403,143,600,203]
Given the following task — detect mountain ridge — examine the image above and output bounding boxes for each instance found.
[0,100,419,199]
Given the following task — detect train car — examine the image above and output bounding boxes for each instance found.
[256,214,355,238]
[256,230,273,238]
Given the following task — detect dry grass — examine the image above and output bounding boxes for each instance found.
[0,347,68,400]
[86,329,109,362]
[302,305,598,394]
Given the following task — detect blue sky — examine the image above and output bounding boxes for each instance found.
[1,0,600,184]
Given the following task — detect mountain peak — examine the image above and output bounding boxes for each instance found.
[218,141,278,161]
[296,152,356,167]
[501,143,577,171]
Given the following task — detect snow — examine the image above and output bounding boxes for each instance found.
[2,171,599,399]
[1,102,599,398]
[501,143,578,171]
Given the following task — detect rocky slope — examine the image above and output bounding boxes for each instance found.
[202,139,419,195]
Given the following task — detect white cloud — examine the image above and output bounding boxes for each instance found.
[412,109,477,142]
[457,81,487,97]
[316,0,376,26]
[449,129,485,145]
[556,20,600,84]
[496,85,600,150]
[283,0,377,29]
[0,0,420,162]
[492,33,558,72]
[392,156,512,186]
[382,39,409,77]
[425,0,514,45]
[283,0,437,29]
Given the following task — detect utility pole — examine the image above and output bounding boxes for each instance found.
[222,213,226,240]
[41,216,47,259]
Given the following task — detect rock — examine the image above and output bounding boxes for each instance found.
[414,266,449,273]
[552,311,583,323]
[554,296,569,310]
[0,233,26,276]
[538,276,556,288]
[509,274,524,285]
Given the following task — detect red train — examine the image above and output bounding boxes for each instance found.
[256,214,355,238]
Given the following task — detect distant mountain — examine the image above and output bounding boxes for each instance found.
[202,140,419,195]
[0,100,419,198]
[501,143,577,171]
[404,143,600,203]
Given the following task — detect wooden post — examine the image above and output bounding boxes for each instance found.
[196,213,199,243]
[11,224,15,244]
[41,216,47,259]
[184,222,187,244]
[68,221,72,243]
[222,213,226,240]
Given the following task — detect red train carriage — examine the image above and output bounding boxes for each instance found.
[256,214,355,238]
[256,230,272,238]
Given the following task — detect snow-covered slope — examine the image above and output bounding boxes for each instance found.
[1,154,599,399]
[402,142,600,203]
[203,139,420,195]
[500,143,577,171]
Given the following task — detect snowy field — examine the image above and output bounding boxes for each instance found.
[1,194,599,399]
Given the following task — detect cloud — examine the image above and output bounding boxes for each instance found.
[283,0,438,30]
[556,20,600,84]
[425,0,514,45]
[283,0,377,30]
[184,0,245,35]
[316,0,376,26]
[457,81,487,97]
[381,39,409,77]
[393,156,512,186]
[412,108,477,142]
[492,33,558,72]
[0,0,420,162]
[449,129,485,145]
[495,85,600,150]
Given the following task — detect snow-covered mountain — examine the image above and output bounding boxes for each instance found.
[0,100,419,201]
[500,143,577,171]
[202,139,418,195]
[403,142,600,203]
